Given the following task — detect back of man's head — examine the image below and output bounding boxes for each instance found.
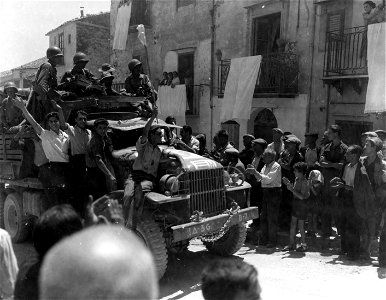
[40,225,158,300]
[33,204,83,259]
[201,259,261,300]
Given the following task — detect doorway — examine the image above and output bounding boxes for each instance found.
[254,108,278,143]
[178,53,195,114]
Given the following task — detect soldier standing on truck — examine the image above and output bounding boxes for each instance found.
[124,59,156,103]
[27,47,64,124]
[0,82,26,133]
[12,97,70,210]
[123,105,163,229]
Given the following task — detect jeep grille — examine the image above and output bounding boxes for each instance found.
[188,168,226,216]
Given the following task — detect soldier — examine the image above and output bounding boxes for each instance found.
[124,59,156,103]
[60,52,103,96]
[99,63,120,96]
[27,47,63,124]
[0,82,26,133]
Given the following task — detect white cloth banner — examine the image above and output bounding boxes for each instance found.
[112,2,132,51]
[220,56,262,121]
[364,22,386,113]
[158,85,187,125]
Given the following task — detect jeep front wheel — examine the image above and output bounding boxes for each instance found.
[204,223,247,256]
[134,216,168,279]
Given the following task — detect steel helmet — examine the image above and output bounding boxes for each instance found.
[73,52,89,64]
[4,82,18,93]
[128,59,142,72]
[46,47,63,59]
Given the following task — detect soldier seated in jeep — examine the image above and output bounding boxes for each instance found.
[123,105,168,229]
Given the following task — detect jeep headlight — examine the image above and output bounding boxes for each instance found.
[159,174,179,195]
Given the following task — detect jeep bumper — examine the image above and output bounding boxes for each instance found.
[171,207,259,242]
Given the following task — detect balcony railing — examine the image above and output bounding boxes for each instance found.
[323,26,367,77]
[218,52,299,97]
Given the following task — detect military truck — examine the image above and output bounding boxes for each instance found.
[0,95,258,279]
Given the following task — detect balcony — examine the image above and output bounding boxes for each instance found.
[218,52,299,98]
[323,26,367,78]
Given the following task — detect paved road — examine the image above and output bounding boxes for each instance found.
[13,239,384,300]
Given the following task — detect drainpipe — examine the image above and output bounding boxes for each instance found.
[306,1,317,132]
[210,0,216,146]
[325,84,331,128]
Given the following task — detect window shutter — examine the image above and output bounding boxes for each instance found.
[327,10,345,33]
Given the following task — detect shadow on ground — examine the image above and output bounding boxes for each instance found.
[159,249,243,300]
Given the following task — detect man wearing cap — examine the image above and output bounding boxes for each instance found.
[361,131,378,148]
[239,134,255,167]
[86,118,116,200]
[0,82,26,133]
[124,59,155,103]
[12,97,70,209]
[279,135,304,230]
[300,132,320,170]
[123,106,165,229]
[99,63,120,96]
[363,136,386,263]
[267,128,285,161]
[246,138,267,236]
[60,52,102,96]
[319,124,348,238]
[26,47,63,124]
[375,130,386,160]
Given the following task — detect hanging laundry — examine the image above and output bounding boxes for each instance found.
[113,1,132,51]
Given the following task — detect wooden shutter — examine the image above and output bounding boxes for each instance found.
[327,10,345,33]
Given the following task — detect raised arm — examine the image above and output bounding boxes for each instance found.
[12,97,43,135]
[141,105,158,143]
[51,100,68,130]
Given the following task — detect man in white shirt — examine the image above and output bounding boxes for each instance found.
[246,148,281,247]
[267,128,285,161]
[13,97,70,209]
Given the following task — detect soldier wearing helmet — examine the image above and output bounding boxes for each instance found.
[124,59,156,103]
[0,82,26,132]
[60,52,102,96]
[25,46,63,124]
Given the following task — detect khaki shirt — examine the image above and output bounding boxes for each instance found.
[65,124,91,155]
[133,137,162,178]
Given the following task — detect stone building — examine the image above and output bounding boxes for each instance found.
[109,0,385,147]
[46,12,110,79]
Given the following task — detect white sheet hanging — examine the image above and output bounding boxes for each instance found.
[112,1,132,51]
[364,22,386,113]
[220,56,262,121]
[158,85,187,125]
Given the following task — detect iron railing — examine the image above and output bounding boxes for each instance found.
[218,52,299,97]
[323,26,367,77]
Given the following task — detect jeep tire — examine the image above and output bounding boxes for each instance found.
[204,223,247,256]
[4,193,29,242]
[134,216,168,279]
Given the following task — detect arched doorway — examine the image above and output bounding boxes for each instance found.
[254,109,277,143]
[221,120,240,149]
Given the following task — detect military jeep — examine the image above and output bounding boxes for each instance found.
[108,118,259,279]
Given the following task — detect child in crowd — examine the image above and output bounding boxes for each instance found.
[283,162,310,252]
[307,170,324,237]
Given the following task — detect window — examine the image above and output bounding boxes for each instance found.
[177,0,195,9]
[58,33,64,52]
[335,120,372,146]
[178,53,196,115]
[54,36,57,45]
[68,34,71,44]
[251,13,281,55]
[327,10,345,33]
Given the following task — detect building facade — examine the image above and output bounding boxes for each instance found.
[46,12,110,79]
[110,0,385,147]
